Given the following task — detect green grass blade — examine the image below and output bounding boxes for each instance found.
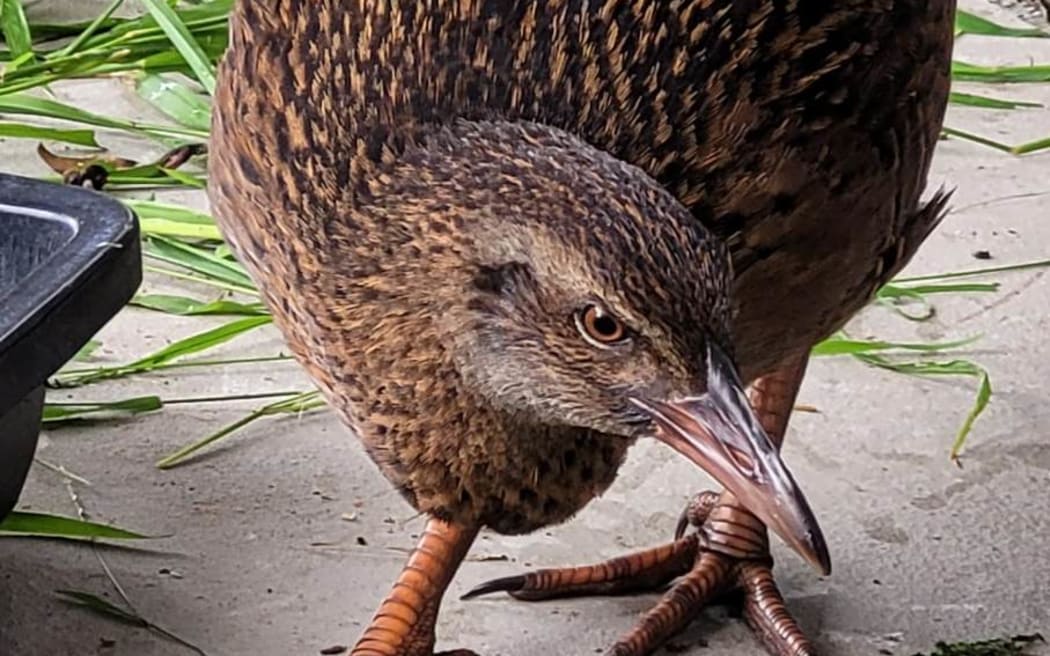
[127,315,272,368]
[139,0,217,94]
[42,395,164,424]
[941,126,1015,152]
[165,391,313,405]
[855,357,982,376]
[0,512,148,540]
[44,390,304,425]
[136,73,212,130]
[894,258,1050,283]
[59,354,291,379]
[126,199,221,240]
[159,166,207,187]
[877,291,935,321]
[855,354,992,462]
[955,9,1050,38]
[51,316,272,387]
[131,293,267,316]
[952,60,1050,83]
[144,236,255,289]
[1011,135,1050,154]
[144,264,258,295]
[52,0,126,57]
[154,408,269,470]
[880,282,1001,297]
[949,91,1042,109]
[951,368,992,462]
[875,281,1000,322]
[74,340,103,362]
[56,590,147,626]
[156,391,326,469]
[139,215,221,239]
[0,93,206,140]
[21,21,105,42]
[87,166,202,188]
[811,335,979,357]
[56,590,208,654]
[0,121,99,146]
[1,0,35,63]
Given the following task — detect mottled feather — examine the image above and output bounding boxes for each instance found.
[208,0,955,531]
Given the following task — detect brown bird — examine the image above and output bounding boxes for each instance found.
[207,1,955,654]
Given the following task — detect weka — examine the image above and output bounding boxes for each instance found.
[207,2,955,654]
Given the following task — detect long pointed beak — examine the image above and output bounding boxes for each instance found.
[631,343,831,575]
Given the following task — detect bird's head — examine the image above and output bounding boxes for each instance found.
[372,119,830,574]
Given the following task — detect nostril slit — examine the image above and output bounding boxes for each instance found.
[726,446,755,476]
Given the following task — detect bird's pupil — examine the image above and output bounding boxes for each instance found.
[593,314,619,337]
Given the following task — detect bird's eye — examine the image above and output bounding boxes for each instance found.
[575,304,629,348]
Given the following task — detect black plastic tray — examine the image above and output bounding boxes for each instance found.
[0,173,141,520]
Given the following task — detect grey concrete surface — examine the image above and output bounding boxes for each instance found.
[2,2,1050,656]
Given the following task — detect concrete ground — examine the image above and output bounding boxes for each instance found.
[2,2,1050,655]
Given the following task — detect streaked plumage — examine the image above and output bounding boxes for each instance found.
[208,2,955,654]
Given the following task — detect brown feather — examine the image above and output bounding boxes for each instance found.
[208,0,955,532]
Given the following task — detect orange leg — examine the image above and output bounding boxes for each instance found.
[467,354,818,656]
[352,518,479,656]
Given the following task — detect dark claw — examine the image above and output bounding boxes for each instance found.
[674,507,692,540]
[460,574,526,600]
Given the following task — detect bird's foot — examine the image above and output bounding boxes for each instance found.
[462,493,719,603]
[464,491,815,656]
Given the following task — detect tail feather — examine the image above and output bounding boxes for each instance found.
[879,186,954,287]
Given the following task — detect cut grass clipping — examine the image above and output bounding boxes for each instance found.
[0,2,1047,475]
[0,511,148,541]
[57,589,207,655]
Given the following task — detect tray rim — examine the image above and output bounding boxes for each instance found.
[0,174,137,347]
[0,173,141,414]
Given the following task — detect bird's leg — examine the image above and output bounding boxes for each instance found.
[352,517,480,656]
[466,354,817,656]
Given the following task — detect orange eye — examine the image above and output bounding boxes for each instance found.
[576,304,629,347]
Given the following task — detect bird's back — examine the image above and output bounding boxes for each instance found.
[213,0,956,379]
